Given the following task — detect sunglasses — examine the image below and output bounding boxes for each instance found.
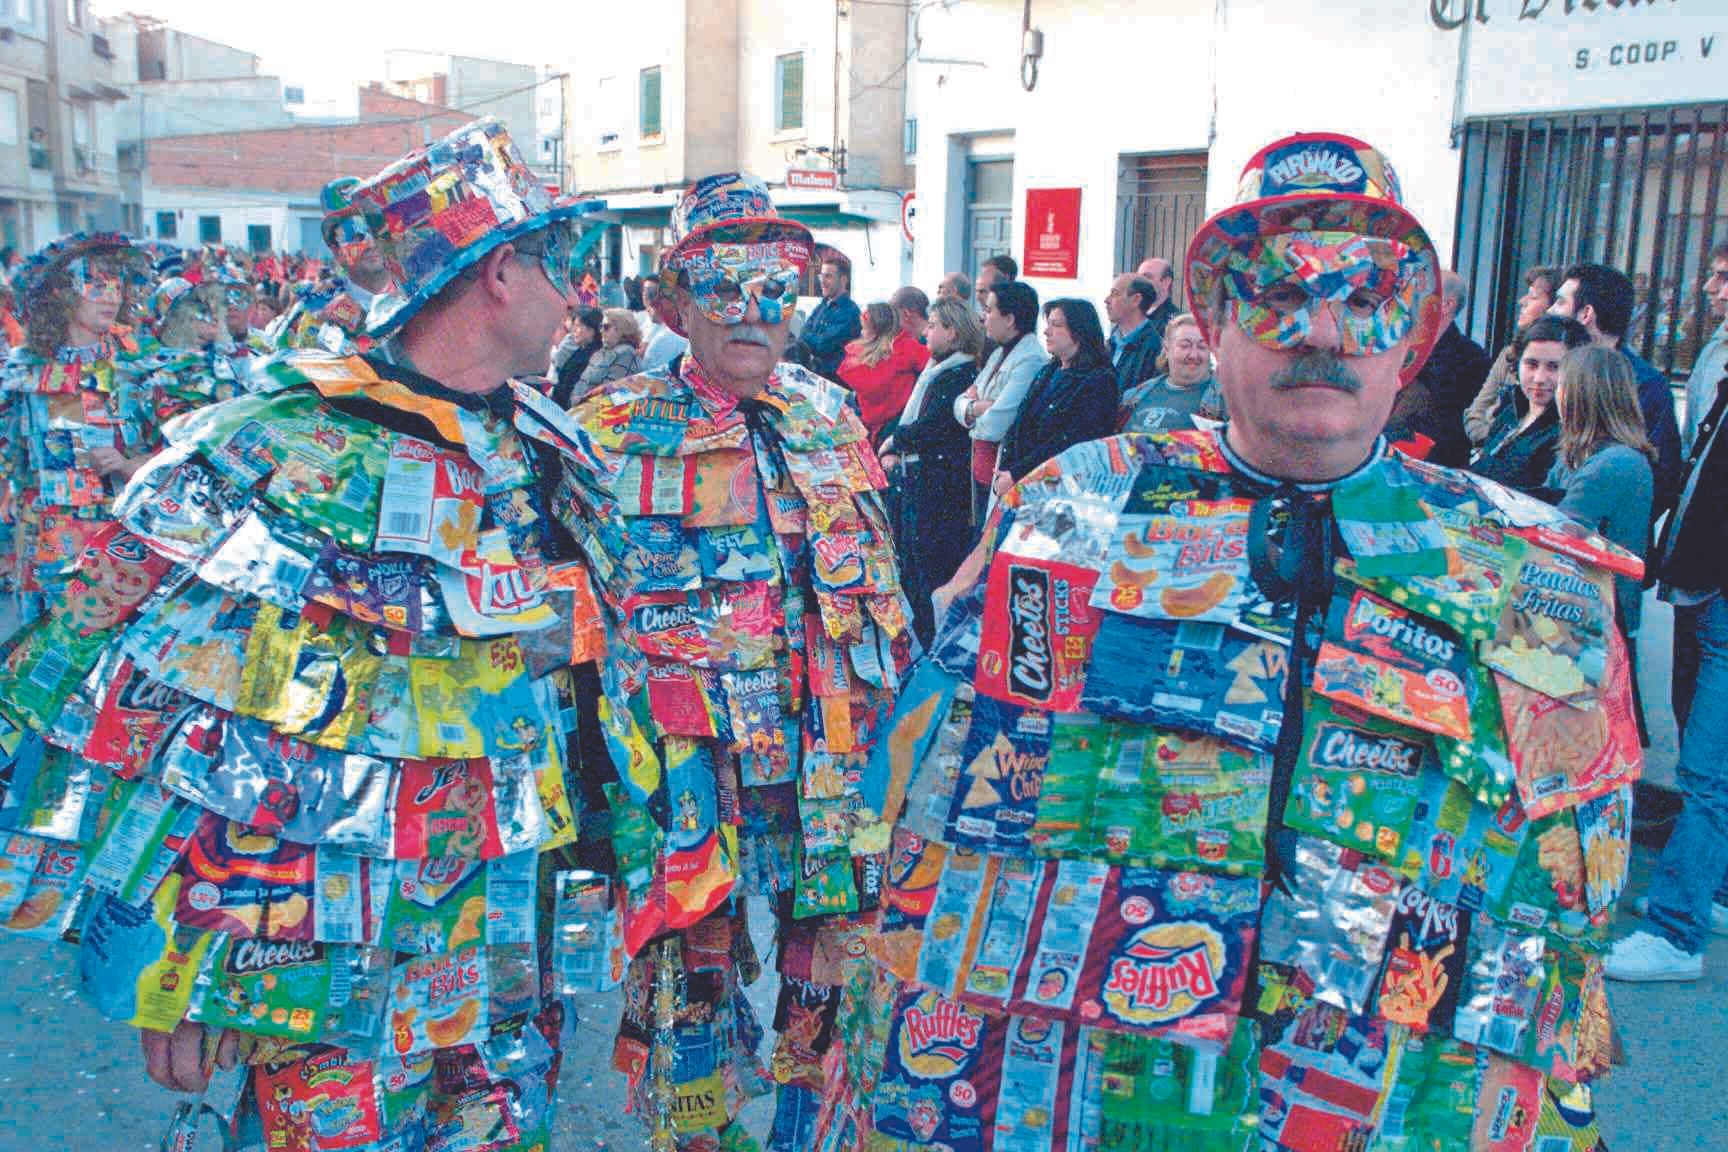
[514,223,573,298]
[1219,233,1427,357]
[686,262,800,326]
[70,259,123,305]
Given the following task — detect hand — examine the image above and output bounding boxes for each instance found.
[990,470,1014,497]
[88,445,139,480]
[880,453,900,471]
[141,1021,238,1093]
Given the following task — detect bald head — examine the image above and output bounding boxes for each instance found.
[1136,258,1175,309]
[1441,270,1468,322]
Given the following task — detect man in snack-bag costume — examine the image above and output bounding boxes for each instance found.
[0,233,156,624]
[819,133,1641,1151]
[0,117,604,1151]
[514,173,915,1151]
[264,177,399,357]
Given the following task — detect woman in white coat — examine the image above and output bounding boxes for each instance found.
[952,279,1049,524]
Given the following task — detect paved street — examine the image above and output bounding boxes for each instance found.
[0,596,1724,1150]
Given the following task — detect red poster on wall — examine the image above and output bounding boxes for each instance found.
[1023,187,1082,279]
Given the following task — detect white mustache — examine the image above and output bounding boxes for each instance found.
[727,325,773,348]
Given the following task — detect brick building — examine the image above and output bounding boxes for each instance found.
[140,87,476,255]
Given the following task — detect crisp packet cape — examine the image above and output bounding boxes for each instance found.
[811,431,1638,1152]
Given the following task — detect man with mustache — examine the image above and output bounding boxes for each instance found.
[820,134,1642,1149]
[528,173,913,1151]
[0,118,594,1151]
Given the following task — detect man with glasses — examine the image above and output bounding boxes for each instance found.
[0,117,596,1152]
[527,172,913,1151]
[819,133,1640,1149]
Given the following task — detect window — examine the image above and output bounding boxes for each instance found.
[1456,103,1728,377]
[0,90,16,147]
[774,52,803,134]
[1115,152,1207,286]
[65,0,79,28]
[639,67,662,139]
[198,215,221,244]
[247,224,272,252]
[155,211,176,240]
[595,75,620,149]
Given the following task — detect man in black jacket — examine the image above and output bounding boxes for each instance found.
[1104,272,1162,394]
[795,254,861,380]
[1609,363,1728,982]
[1383,270,1491,465]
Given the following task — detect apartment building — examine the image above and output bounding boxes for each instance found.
[560,0,916,304]
[0,0,129,251]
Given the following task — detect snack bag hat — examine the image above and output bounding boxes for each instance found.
[346,116,597,337]
[655,172,815,336]
[1185,132,1445,382]
[16,231,151,325]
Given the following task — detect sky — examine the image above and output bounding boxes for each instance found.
[94,0,578,117]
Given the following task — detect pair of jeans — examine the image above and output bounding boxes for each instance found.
[1667,598,1728,903]
[1646,594,1728,953]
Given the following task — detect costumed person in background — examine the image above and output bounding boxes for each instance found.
[0,233,153,625]
[264,177,397,355]
[820,132,1641,1150]
[138,276,245,424]
[523,172,914,1152]
[0,117,599,1152]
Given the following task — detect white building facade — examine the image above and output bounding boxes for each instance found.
[911,0,1725,377]
[557,0,916,306]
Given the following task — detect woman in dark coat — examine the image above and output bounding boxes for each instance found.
[551,306,604,407]
[880,297,982,644]
[1470,314,1590,494]
[993,297,1120,487]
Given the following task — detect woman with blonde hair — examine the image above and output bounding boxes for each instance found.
[1543,343,1655,637]
[1118,311,1214,433]
[839,300,928,441]
[879,296,983,642]
[572,306,644,402]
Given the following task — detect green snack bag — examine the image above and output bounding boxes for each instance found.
[604,780,663,903]
[794,839,858,918]
[1334,465,1451,579]
[1031,713,1107,859]
[1340,508,1527,641]
[1084,1017,1261,1152]
[1433,662,1518,812]
[1368,1031,1479,1151]
[1285,693,1429,863]
[193,937,367,1041]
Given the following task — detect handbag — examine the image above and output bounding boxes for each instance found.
[970,437,999,485]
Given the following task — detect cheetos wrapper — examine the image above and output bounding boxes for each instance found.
[976,556,1101,712]
[1289,695,1429,866]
